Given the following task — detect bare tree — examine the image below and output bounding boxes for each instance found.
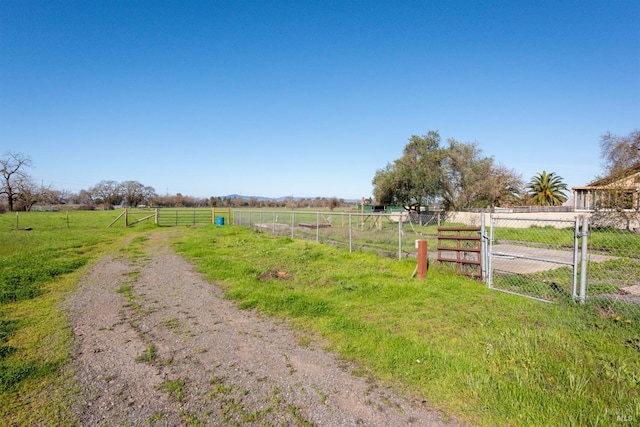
[121,180,157,207]
[90,180,123,208]
[76,189,96,208]
[14,176,40,211]
[0,152,33,212]
[34,186,65,208]
[593,130,640,231]
[600,129,640,175]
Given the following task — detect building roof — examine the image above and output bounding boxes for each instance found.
[572,164,640,191]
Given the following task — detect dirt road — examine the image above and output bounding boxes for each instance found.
[67,231,458,426]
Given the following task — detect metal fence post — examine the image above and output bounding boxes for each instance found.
[349,213,353,253]
[579,216,589,304]
[481,213,486,281]
[487,213,494,288]
[398,213,403,260]
[572,217,580,300]
[291,210,294,238]
[316,212,320,243]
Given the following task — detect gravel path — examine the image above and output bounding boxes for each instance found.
[67,230,459,426]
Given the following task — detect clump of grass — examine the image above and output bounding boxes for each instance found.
[179,410,201,426]
[117,278,141,312]
[209,375,232,396]
[160,379,186,402]
[287,404,314,426]
[163,317,181,332]
[135,343,158,364]
[297,335,312,347]
[146,412,164,424]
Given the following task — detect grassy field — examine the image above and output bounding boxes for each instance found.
[0,210,154,424]
[1,210,639,425]
[174,226,640,426]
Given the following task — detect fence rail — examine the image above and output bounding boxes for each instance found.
[106,208,232,227]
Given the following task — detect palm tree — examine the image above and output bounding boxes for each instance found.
[527,171,569,206]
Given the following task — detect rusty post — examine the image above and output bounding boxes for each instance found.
[417,239,428,279]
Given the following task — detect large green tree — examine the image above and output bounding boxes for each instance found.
[441,139,523,210]
[372,132,523,210]
[526,171,568,206]
[372,131,444,207]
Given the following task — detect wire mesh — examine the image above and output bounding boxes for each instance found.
[233,209,443,260]
[234,209,640,322]
[584,220,640,322]
[487,216,579,303]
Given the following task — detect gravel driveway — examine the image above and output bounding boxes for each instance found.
[67,230,459,426]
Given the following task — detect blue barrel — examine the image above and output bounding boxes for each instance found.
[215,216,225,226]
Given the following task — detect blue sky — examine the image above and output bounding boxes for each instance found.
[2,1,638,200]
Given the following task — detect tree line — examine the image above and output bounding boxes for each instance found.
[0,156,347,212]
[2,129,637,212]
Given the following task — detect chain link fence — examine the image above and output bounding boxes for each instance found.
[234,209,640,321]
[583,218,640,322]
[486,216,583,302]
[233,209,444,260]
[484,214,640,322]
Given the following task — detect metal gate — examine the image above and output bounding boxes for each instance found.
[484,215,587,303]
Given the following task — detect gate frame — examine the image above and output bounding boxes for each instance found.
[483,214,587,303]
[436,226,482,277]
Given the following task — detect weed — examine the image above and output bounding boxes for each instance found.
[135,344,158,364]
[297,335,312,347]
[146,412,163,424]
[209,375,232,396]
[283,353,295,375]
[160,379,186,402]
[287,404,315,427]
[311,384,328,405]
[179,410,202,425]
[163,317,181,332]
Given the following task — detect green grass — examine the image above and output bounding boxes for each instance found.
[135,343,159,364]
[174,225,640,426]
[0,210,156,425]
[2,211,639,426]
[160,379,186,402]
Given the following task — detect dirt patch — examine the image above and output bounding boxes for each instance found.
[66,230,459,426]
